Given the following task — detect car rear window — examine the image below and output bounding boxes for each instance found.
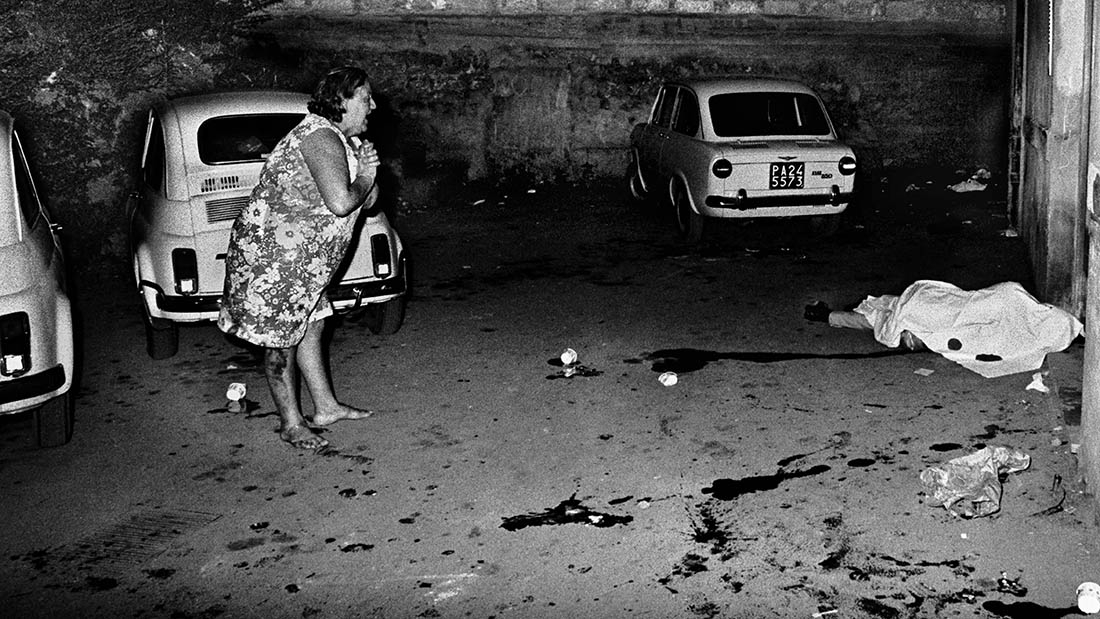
[197,113,304,165]
[709,92,831,138]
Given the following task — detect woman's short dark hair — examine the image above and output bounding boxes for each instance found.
[307,66,369,122]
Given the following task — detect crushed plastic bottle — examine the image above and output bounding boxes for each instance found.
[226,383,247,413]
[1079,582,1100,614]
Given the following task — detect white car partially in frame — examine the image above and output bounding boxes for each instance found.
[0,110,75,447]
[128,91,408,359]
[628,78,858,241]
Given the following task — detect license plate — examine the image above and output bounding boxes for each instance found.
[769,162,804,189]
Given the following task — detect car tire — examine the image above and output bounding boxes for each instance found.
[673,183,704,243]
[35,391,73,448]
[145,315,180,359]
[362,295,407,335]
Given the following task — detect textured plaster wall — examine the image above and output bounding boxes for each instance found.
[7,0,1012,264]
[252,0,1011,192]
[267,0,1005,20]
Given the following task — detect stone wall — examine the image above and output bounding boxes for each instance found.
[252,0,1011,198]
[4,0,1011,264]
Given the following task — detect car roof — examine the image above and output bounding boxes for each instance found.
[0,110,17,245]
[665,78,820,100]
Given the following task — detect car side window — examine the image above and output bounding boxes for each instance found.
[143,115,165,193]
[11,129,41,230]
[671,90,700,137]
[654,87,676,129]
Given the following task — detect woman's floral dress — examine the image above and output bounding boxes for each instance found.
[218,114,360,348]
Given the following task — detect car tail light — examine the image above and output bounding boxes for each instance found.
[369,234,392,277]
[0,312,31,377]
[712,159,733,179]
[838,156,857,176]
[172,248,199,295]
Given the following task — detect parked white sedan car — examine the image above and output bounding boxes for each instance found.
[628,78,858,241]
[129,91,408,359]
[0,110,74,447]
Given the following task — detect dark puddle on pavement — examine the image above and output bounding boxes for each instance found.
[638,348,911,373]
[702,465,831,501]
[500,494,632,531]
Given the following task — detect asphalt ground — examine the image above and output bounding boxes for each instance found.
[0,167,1094,618]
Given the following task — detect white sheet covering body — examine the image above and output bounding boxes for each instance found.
[853,280,1083,378]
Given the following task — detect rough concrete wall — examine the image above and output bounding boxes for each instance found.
[2,0,1012,265]
[268,0,1006,20]
[253,4,1012,193]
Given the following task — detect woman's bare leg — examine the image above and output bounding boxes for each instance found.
[266,344,328,449]
[296,318,373,426]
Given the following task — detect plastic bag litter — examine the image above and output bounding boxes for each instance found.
[919,446,1031,518]
[948,177,987,192]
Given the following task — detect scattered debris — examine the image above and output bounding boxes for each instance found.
[500,495,632,531]
[226,382,247,413]
[948,168,991,192]
[997,572,1028,597]
[1078,582,1100,614]
[1026,372,1050,393]
[919,446,1031,518]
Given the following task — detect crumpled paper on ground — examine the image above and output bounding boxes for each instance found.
[919,446,1031,518]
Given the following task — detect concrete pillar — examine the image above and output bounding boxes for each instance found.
[1080,2,1099,516]
[1083,216,1100,510]
[1042,0,1088,312]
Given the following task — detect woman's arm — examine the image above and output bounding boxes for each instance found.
[301,129,378,217]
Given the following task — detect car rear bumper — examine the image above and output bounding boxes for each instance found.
[0,364,66,413]
[329,265,407,312]
[143,262,407,321]
[704,187,853,210]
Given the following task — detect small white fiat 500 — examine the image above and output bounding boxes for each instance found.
[129,91,408,359]
[628,78,858,241]
[0,110,75,447]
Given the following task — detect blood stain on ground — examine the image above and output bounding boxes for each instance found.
[500,495,632,531]
[702,465,831,501]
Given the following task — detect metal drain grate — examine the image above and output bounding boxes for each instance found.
[65,509,221,569]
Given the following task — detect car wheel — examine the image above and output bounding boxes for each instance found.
[362,295,407,335]
[35,391,73,448]
[673,183,704,242]
[144,314,179,359]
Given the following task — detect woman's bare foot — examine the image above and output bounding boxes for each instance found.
[280,424,329,450]
[311,404,373,427]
